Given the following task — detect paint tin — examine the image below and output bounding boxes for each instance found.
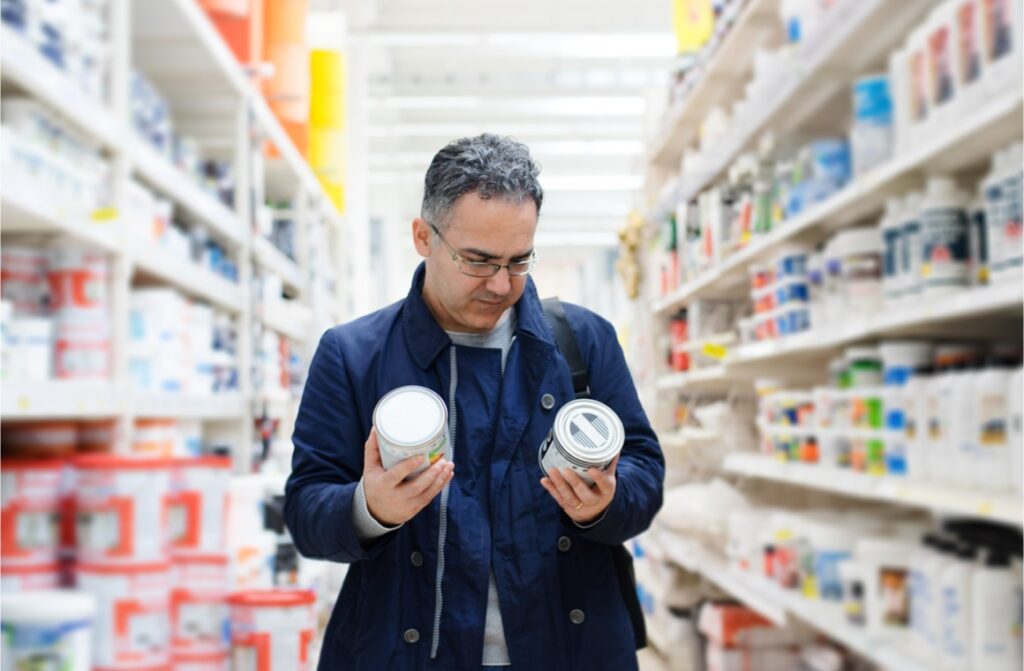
[0,459,64,567]
[538,399,625,486]
[168,457,231,558]
[0,589,95,671]
[74,455,171,565]
[171,554,230,660]
[77,561,171,670]
[227,590,316,671]
[373,386,449,474]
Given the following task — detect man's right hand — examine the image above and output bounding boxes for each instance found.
[363,428,455,527]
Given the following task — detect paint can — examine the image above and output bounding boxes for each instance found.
[227,590,316,671]
[168,458,231,558]
[538,399,625,486]
[74,455,171,564]
[0,589,95,671]
[171,554,229,660]
[373,386,448,475]
[77,561,171,670]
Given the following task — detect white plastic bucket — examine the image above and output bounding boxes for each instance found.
[53,318,110,380]
[227,590,316,671]
[171,554,229,659]
[5,317,53,381]
[1,459,64,567]
[168,458,231,558]
[74,455,171,564]
[0,246,47,315]
[133,419,178,457]
[77,561,171,670]
[46,247,108,318]
[0,589,95,671]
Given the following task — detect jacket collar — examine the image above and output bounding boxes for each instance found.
[402,262,556,370]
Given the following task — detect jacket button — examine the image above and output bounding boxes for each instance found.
[557,536,572,552]
[541,393,555,410]
[410,551,423,567]
[569,609,585,625]
[403,628,420,644]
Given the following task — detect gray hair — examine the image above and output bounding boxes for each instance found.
[421,134,543,231]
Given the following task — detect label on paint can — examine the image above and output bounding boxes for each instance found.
[538,399,624,486]
[373,386,449,475]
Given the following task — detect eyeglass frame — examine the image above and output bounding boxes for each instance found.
[427,222,537,278]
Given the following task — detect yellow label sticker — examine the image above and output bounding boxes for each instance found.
[91,207,118,222]
[702,342,729,360]
[977,501,994,516]
[17,396,30,411]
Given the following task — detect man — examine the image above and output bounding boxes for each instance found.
[285,134,664,670]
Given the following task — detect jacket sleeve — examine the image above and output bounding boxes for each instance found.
[284,327,396,563]
[567,311,664,546]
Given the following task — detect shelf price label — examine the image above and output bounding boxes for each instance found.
[702,342,729,360]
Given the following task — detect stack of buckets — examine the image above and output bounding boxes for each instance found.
[309,49,346,213]
[48,246,111,380]
[0,449,233,669]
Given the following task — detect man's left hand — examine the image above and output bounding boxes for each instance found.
[540,456,618,525]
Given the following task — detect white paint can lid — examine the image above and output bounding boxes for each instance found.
[374,386,447,448]
[553,399,624,465]
[1,590,96,622]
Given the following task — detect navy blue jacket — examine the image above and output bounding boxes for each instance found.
[285,264,664,670]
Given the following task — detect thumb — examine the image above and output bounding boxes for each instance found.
[364,427,383,472]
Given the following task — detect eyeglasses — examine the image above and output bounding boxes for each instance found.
[428,223,537,278]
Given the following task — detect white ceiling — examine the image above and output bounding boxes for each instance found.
[313,0,676,249]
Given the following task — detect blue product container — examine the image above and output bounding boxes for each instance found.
[776,251,809,279]
[775,281,810,306]
[810,139,851,191]
[777,305,810,336]
[853,75,893,126]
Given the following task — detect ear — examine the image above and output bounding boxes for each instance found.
[412,218,432,259]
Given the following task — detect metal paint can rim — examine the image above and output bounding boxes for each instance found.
[373,385,448,452]
[551,399,624,466]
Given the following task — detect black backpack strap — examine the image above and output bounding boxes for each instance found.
[539,296,648,651]
[541,297,590,399]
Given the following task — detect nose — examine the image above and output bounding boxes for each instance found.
[485,266,512,296]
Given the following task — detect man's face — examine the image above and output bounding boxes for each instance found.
[414,192,538,334]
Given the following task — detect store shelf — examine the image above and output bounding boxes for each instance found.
[251,97,322,199]
[131,241,244,313]
[724,453,1023,526]
[133,393,246,420]
[647,0,781,169]
[260,301,313,343]
[131,140,245,246]
[1,381,122,419]
[253,236,305,293]
[730,282,1024,368]
[0,188,121,255]
[655,366,744,393]
[678,0,934,204]
[661,533,932,671]
[660,534,787,625]
[0,25,121,148]
[652,89,1024,315]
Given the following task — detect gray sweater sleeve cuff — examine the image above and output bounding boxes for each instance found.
[352,479,403,541]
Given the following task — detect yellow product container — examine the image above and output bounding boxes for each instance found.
[310,50,346,128]
[319,178,345,213]
[308,127,345,172]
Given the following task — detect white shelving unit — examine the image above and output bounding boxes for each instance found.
[660,534,933,671]
[641,0,1024,665]
[0,0,348,472]
[725,454,1024,525]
